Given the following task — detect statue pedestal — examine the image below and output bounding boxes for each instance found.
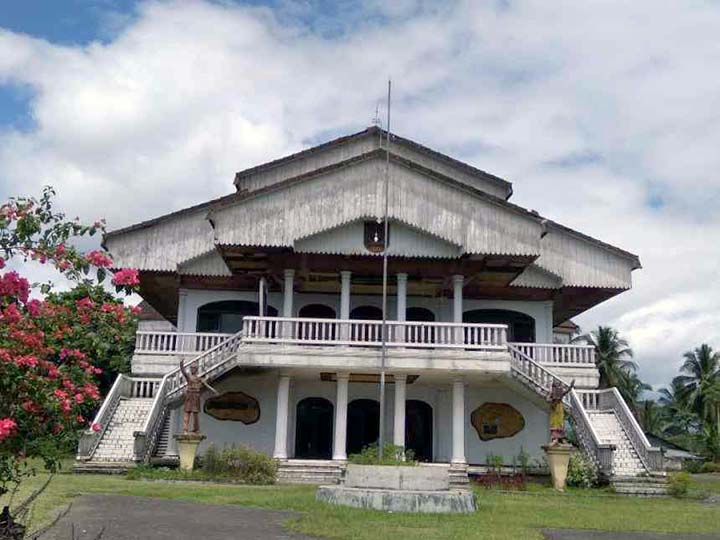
[175,433,206,471]
[542,442,573,491]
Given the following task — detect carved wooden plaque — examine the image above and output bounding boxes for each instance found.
[204,391,260,424]
[471,402,525,441]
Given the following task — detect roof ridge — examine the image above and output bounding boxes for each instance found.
[233,126,513,196]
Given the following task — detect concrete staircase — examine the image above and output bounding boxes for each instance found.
[586,411,645,477]
[82,397,154,469]
[276,460,345,485]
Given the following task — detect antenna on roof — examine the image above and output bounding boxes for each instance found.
[378,79,391,461]
[372,101,382,128]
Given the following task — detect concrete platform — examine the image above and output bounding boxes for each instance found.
[316,485,477,513]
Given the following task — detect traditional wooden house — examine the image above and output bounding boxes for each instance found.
[77,127,662,484]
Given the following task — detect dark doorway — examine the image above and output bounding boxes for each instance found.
[197,301,278,334]
[299,304,336,319]
[406,400,433,462]
[347,399,380,455]
[298,304,337,341]
[463,309,536,343]
[349,306,383,343]
[350,306,383,320]
[406,307,436,345]
[294,397,334,459]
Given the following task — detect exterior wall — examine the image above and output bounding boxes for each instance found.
[464,385,549,465]
[138,319,175,332]
[176,288,554,343]
[170,370,549,465]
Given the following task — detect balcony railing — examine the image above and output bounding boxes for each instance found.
[241,316,508,350]
[133,320,598,360]
[507,342,595,366]
[135,331,231,355]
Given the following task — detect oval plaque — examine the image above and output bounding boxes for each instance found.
[471,402,525,441]
[204,391,260,424]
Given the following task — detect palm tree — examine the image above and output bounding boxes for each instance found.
[623,372,652,413]
[574,326,639,397]
[675,344,720,432]
[658,379,698,436]
[639,399,663,435]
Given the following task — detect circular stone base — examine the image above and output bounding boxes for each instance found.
[316,486,476,514]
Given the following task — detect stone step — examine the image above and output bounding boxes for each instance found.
[74,461,136,474]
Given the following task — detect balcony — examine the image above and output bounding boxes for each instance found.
[134,316,595,374]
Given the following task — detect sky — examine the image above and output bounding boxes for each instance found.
[0,0,718,389]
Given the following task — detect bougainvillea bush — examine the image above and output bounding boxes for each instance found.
[0,187,139,497]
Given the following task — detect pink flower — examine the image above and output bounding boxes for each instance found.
[26,299,42,317]
[0,418,17,441]
[91,423,101,433]
[76,297,94,310]
[85,250,113,268]
[111,268,140,287]
[0,271,30,303]
[0,257,5,269]
[14,355,39,368]
[56,244,66,256]
[74,393,85,404]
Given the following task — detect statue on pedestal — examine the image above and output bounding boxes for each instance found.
[547,378,574,444]
[180,359,219,434]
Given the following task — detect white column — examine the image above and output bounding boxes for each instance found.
[396,273,407,343]
[282,269,295,339]
[333,373,350,461]
[393,374,407,449]
[340,271,351,341]
[273,374,291,459]
[177,289,190,351]
[283,269,295,317]
[452,274,464,344]
[451,378,466,464]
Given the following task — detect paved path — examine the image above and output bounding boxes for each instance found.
[40,494,311,540]
[543,529,720,540]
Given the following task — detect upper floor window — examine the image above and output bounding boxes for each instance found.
[197,300,277,334]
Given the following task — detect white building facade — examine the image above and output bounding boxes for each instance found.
[78,127,662,482]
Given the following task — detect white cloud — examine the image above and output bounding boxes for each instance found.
[1,0,718,387]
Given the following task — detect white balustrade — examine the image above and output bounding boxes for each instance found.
[241,316,508,350]
[134,331,232,355]
[508,342,595,365]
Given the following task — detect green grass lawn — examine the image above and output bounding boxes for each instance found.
[2,470,720,540]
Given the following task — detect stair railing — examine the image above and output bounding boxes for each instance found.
[77,374,130,460]
[507,343,568,396]
[601,388,664,473]
[508,345,618,475]
[132,329,245,462]
[568,389,615,476]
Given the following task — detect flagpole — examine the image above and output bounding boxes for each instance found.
[378,79,391,460]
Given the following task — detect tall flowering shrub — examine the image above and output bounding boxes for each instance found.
[0,187,139,496]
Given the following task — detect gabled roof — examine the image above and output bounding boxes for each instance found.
[233,126,513,200]
[104,127,640,292]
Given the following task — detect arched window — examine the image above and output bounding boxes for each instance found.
[463,309,535,343]
[349,305,383,320]
[298,304,336,319]
[196,300,277,334]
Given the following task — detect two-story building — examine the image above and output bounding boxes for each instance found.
[77,127,662,484]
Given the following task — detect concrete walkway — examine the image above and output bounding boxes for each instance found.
[543,529,720,540]
[40,494,311,540]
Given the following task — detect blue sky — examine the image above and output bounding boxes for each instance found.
[1,0,719,387]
